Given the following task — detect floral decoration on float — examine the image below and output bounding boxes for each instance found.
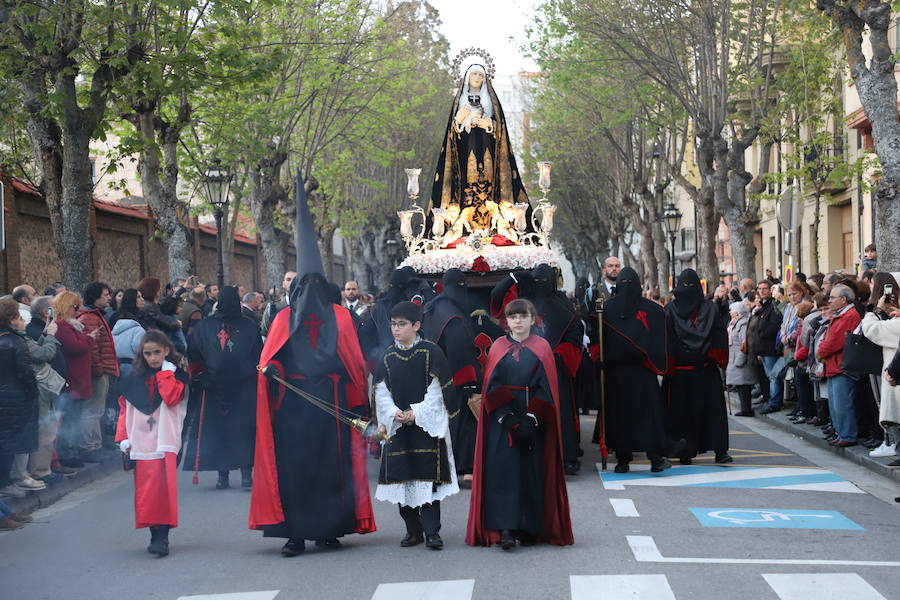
[400,237,563,275]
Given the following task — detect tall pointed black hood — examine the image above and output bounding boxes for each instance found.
[288,170,341,376]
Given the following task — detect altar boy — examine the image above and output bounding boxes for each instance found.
[373,301,459,550]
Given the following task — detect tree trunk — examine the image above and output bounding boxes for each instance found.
[719,138,759,280]
[57,130,95,292]
[131,109,193,282]
[249,153,289,290]
[811,191,822,273]
[694,136,721,282]
[819,0,900,270]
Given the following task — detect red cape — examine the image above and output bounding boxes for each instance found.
[248,305,375,534]
[466,335,574,546]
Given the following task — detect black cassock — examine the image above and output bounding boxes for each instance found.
[481,341,551,533]
[424,289,482,476]
[375,340,453,486]
[663,269,730,459]
[184,312,262,472]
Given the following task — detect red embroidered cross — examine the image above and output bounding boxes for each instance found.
[689,312,699,329]
[216,327,231,351]
[303,313,323,350]
[636,310,648,330]
[474,333,492,369]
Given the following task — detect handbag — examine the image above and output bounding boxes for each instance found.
[840,331,883,377]
[467,394,482,420]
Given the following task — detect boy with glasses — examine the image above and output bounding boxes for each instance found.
[373,301,457,550]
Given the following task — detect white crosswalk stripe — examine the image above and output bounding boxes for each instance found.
[763,573,887,600]
[609,498,640,517]
[370,579,475,600]
[570,575,675,600]
[176,592,280,600]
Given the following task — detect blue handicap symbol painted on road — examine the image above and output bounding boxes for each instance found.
[689,507,863,530]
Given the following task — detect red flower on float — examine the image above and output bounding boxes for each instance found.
[472,256,491,273]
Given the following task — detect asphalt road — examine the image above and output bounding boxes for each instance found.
[2,415,899,600]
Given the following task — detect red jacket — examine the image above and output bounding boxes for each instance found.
[55,320,95,400]
[816,307,861,378]
[77,307,119,377]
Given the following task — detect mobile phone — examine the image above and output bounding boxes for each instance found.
[885,284,894,296]
[48,307,54,319]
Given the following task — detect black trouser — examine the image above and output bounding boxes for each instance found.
[0,453,15,488]
[735,385,753,413]
[399,501,441,536]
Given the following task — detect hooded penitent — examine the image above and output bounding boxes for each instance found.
[249,171,374,537]
[667,268,718,357]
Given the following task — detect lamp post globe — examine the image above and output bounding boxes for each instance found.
[663,202,683,287]
[205,159,232,289]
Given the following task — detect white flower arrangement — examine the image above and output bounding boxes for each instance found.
[400,242,563,274]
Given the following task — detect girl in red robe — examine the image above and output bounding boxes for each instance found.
[115,330,189,557]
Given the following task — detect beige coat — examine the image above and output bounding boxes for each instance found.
[861,313,900,425]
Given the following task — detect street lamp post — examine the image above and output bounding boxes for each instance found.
[663,202,683,287]
[204,159,232,289]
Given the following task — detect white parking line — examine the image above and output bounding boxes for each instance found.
[370,579,475,600]
[570,575,675,600]
[627,535,900,566]
[609,498,639,517]
[763,573,887,600]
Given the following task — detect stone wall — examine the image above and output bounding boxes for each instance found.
[1,176,273,295]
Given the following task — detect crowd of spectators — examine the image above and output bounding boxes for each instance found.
[0,275,285,530]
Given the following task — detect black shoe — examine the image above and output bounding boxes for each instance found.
[400,533,423,547]
[240,468,253,488]
[614,462,630,473]
[216,472,229,489]
[759,406,781,415]
[715,452,733,464]
[564,462,579,475]
[734,410,754,417]
[314,538,341,549]
[824,433,838,442]
[679,457,693,465]
[281,538,305,557]
[651,458,672,473]
[425,534,443,550]
[668,438,687,458]
[862,438,883,449]
[59,458,85,468]
[35,473,64,485]
[500,530,515,550]
[148,526,169,557]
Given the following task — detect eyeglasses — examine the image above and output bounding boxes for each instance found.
[390,321,412,328]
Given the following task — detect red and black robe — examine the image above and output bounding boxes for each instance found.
[248,305,375,539]
[466,334,573,547]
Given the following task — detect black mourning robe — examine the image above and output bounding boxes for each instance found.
[663,269,730,458]
[374,340,453,486]
[184,312,262,472]
[597,268,669,453]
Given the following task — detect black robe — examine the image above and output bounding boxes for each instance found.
[480,339,551,533]
[375,340,453,485]
[424,295,482,475]
[184,313,262,472]
[663,269,730,458]
[602,304,668,453]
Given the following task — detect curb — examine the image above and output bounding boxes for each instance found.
[755,408,900,485]
[3,451,121,515]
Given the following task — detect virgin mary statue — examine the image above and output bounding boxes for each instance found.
[431,64,530,241]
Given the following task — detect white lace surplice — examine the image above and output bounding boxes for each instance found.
[374,377,459,508]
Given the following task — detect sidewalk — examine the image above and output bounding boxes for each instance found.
[755,408,900,486]
[2,451,121,516]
